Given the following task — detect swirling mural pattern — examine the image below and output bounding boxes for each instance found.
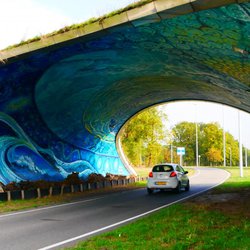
[0,112,102,184]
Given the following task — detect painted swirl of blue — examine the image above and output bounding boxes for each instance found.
[0,112,98,184]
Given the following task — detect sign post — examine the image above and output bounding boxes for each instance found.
[177,147,185,166]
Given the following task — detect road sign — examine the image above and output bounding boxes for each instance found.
[177,147,185,155]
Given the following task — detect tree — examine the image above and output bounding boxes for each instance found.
[206,147,223,166]
[121,107,167,167]
[225,132,239,166]
[171,121,240,166]
[121,110,242,168]
[171,122,197,165]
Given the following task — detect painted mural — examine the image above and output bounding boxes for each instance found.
[0,111,127,185]
[0,2,249,184]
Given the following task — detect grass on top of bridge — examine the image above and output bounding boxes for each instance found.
[67,167,250,250]
[4,0,154,51]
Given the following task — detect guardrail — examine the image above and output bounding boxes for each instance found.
[0,178,138,202]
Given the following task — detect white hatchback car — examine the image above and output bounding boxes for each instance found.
[147,163,190,194]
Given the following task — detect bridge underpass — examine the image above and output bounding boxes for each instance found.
[0,0,249,184]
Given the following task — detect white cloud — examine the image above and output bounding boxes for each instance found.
[0,0,72,49]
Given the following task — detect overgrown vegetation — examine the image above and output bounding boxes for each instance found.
[2,0,154,51]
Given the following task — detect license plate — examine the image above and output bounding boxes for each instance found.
[155,181,167,185]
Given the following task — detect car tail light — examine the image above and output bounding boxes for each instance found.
[148,172,153,178]
[170,171,177,177]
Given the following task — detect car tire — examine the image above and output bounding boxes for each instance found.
[147,188,153,194]
[174,182,181,193]
[185,181,190,191]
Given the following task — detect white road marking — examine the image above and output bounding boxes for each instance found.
[0,192,125,219]
[189,168,200,179]
[0,168,200,220]
[0,169,199,220]
[38,169,231,250]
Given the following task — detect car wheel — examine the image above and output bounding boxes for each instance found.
[174,182,181,193]
[147,188,153,194]
[185,181,190,191]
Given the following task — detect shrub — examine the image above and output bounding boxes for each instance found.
[105,173,127,180]
[4,182,19,191]
[33,180,53,189]
[63,172,83,185]
[87,173,106,183]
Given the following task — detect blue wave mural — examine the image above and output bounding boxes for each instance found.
[0,112,99,184]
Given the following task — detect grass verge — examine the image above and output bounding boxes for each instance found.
[66,167,250,250]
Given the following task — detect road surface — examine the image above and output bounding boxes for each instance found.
[0,167,230,250]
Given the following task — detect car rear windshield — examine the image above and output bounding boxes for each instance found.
[152,165,173,172]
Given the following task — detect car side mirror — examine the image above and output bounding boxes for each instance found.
[184,171,188,174]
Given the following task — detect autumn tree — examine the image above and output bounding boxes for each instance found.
[171,121,240,166]
[171,122,198,165]
[121,109,243,168]
[206,147,223,165]
[121,107,167,167]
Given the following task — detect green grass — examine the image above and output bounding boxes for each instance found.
[215,167,250,192]
[67,205,250,250]
[66,167,250,250]
[0,195,67,213]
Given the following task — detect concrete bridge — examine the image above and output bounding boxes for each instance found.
[0,0,249,184]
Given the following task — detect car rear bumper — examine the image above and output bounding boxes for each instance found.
[147,178,178,189]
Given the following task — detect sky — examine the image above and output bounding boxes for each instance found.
[0,0,136,49]
[161,101,250,149]
[0,1,249,148]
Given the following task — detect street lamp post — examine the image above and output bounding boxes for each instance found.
[229,147,232,167]
[198,155,201,167]
[246,148,248,167]
[170,144,177,163]
[196,122,199,167]
[223,105,226,167]
[238,110,243,177]
[170,144,173,163]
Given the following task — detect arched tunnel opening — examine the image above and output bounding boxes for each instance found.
[116,100,250,177]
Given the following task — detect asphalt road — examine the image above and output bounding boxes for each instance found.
[0,167,230,250]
